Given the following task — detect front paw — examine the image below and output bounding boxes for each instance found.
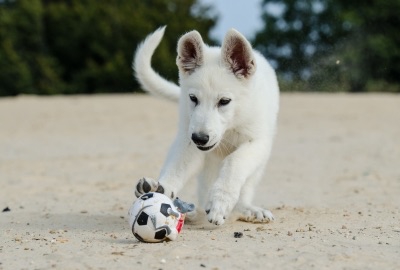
[135,177,165,197]
[205,191,235,225]
[236,204,275,223]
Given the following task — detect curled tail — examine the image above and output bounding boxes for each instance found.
[133,26,180,102]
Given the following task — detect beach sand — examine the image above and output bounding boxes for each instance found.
[1,93,399,269]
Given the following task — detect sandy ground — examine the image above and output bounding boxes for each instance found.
[0,93,399,270]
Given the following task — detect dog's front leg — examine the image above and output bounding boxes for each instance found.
[135,135,204,199]
[205,140,270,225]
[158,136,204,198]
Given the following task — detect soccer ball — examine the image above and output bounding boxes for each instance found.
[128,192,185,243]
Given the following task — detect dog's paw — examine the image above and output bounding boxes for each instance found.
[236,204,274,223]
[205,190,236,226]
[205,202,227,226]
[135,177,165,197]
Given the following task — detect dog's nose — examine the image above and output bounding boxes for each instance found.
[191,132,209,146]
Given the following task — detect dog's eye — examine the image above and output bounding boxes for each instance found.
[218,98,231,107]
[189,94,198,105]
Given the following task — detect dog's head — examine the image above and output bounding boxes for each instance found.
[176,29,256,152]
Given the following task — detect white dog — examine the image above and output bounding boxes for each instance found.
[133,26,279,225]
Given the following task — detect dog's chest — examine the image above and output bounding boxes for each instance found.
[212,129,247,157]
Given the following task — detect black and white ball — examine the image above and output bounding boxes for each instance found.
[128,192,182,243]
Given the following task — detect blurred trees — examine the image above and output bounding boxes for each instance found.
[0,0,63,95]
[2,0,399,95]
[0,0,216,96]
[254,0,400,92]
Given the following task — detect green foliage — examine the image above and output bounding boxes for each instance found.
[254,0,400,92]
[0,0,64,95]
[0,0,216,96]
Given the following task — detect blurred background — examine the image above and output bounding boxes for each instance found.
[0,0,399,96]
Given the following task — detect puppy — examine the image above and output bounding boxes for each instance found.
[133,26,279,225]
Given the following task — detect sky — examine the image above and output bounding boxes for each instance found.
[199,0,264,42]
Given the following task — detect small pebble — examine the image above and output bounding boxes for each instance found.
[234,232,243,238]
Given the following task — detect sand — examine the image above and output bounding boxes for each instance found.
[0,93,399,270]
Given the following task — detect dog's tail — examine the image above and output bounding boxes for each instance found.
[133,26,180,102]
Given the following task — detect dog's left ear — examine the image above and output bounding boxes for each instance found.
[176,30,204,75]
[221,29,256,79]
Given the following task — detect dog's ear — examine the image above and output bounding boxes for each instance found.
[221,29,256,79]
[176,30,204,75]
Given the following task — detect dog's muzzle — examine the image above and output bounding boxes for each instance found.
[191,133,215,151]
[196,143,216,151]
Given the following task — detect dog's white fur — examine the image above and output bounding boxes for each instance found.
[133,26,279,225]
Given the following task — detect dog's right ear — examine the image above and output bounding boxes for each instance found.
[221,29,256,79]
[176,31,204,75]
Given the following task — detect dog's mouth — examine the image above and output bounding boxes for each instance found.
[197,143,216,151]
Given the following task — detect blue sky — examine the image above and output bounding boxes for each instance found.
[199,0,264,42]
